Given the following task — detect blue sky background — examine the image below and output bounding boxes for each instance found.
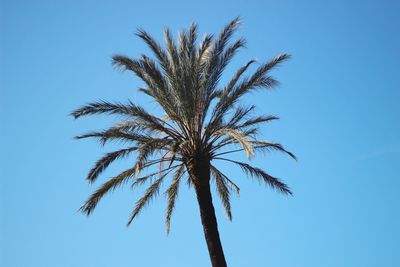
[1,0,399,266]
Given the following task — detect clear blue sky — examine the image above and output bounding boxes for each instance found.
[1,0,399,266]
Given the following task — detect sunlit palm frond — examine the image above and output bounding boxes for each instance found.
[213,128,254,158]
[197,33,214,65]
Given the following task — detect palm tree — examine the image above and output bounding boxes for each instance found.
[71,17,295,267]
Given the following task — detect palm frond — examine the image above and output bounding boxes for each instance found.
[112,56,179,122]
[210,165,232,220]
[72,101,175,137]
[135,29,171,76]
[202,38,246,103]
[127,168,173,226]
[226,53,291,104]
[74,130,148,146]
[203,60,254,138]
[251,141,297,160]
[75,128,165,147]
[213,140,296,161]
[112,55,167,96]
[214,158,292,195]
[207,54,290,132]
[213,17,241,58]
[209,126,259,154]
[165,164,185,234]
[234,115,279,130]
[80,167,137,215]
[133,138,172,175]
[197,33,214,64]
[225,105,255,128]
[200,18,244,118]
[71,100,142,119]
[86,146,138,183]
[213,128,254,158]
[131,163,182,188]
[223,59,256,97]
[164,27,179,73]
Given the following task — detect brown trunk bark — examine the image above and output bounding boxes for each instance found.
[189,159,228,267]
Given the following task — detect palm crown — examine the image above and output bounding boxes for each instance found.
[72,17,294,267]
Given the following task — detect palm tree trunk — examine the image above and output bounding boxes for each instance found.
[189,159,228,267]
